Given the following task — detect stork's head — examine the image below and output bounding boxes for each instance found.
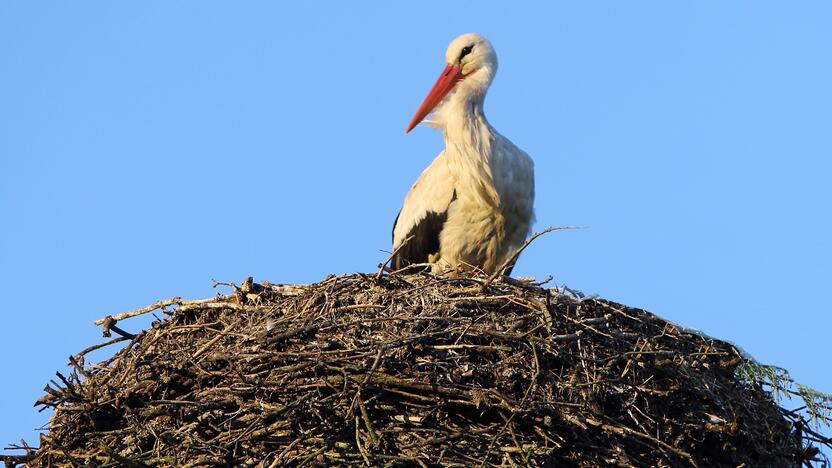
[406,33,498,133]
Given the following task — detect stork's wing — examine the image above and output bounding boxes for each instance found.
[391,153,456,270]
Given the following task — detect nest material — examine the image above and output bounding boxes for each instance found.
[20,273,817,466]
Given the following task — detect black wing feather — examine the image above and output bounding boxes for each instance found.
[390,209,448,270]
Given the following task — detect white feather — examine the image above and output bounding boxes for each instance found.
[394,33,535,274]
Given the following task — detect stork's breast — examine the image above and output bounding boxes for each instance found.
[495,154,535,217]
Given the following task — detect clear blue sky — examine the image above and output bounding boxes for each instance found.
[2,2,830,452]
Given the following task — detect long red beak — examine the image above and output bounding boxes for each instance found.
[405,64,463,133]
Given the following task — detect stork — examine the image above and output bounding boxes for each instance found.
[391,33,535,275]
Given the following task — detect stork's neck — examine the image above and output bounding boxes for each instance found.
[436,80,501,205]
[444,96,489,149]
[436,75,495,155]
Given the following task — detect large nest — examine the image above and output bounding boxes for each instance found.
[11,272,827,466]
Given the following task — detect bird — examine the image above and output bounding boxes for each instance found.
[391,33,535,275]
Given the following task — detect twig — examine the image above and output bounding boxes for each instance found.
[262,324,321,346]
[261,282,307,296]
[193,319,241,359]
[387,262,434,276]
[93,297,181,326]
[93,296,232,326]
[296,445,329,467]
[482,226,583,291]
[358,398,379,447]
[97,441,151,467]
[479,343,540,466]
[349,348,385,416]
[73,336,130,360]
[377,235,414,280]
[211,278,239,291]
[588,416,698,466]
[67,355,91,379]
[355,415,371,466]
[100,316,136,339]
[532,275,554,286]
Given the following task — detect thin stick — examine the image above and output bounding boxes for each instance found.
[592,416,698,466]
[211,278,239,291]
[74,336,130,360]
[93,296,231,326]
[193,319,241,359]
[387,262,434,276]
[482,226,583,291]
[100,317,135,339]
[93,297,181,326]
[479,344,540,466]
[376,235,414,280]
[357,398,379,447]
[348,347,385,417]
[68,355,91,379]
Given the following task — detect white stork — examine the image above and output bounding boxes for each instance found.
[391,33,535,275]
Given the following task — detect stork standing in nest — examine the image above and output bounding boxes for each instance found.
[391,33,535,275]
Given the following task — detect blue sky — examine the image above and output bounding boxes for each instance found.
[1,2,830,453]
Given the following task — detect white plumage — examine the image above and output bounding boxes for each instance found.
[392,33,535,275]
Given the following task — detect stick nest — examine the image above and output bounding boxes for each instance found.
[20,273,822,467]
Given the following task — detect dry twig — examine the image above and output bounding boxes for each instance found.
[482,226,583,291]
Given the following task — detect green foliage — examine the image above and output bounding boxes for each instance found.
[737,360,832,429]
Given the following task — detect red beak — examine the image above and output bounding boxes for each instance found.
[405,64,464,133]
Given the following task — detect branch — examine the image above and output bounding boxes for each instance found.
[100,316,136,339]
[93,296,231,326]
[482,225,584,291]
[93,297,181,326]
[73,336,131,360]
[376,235,414,280]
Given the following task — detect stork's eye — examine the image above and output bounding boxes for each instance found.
[458,45,474,63]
